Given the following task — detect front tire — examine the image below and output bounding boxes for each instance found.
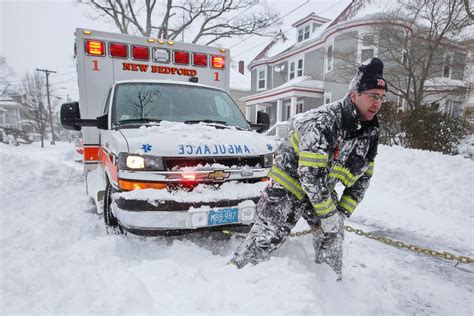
[104,181,122,233]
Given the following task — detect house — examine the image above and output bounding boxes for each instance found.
[242,0,471,136]
[229,61,252,115]
[0,98,22,130]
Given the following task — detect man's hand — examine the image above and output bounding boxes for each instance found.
[313,211,346,280]
[320,211,346,234]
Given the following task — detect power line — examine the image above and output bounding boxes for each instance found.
[228,0,311,49]
[231,0,347,58]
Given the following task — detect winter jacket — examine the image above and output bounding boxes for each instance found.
[268,95,379,218]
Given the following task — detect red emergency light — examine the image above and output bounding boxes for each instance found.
[182,173,196,181]
[109,43,128,58]
[132,45,149,61]
[174,51,189,65]
[211,55,225,69]
[193,53,208,67]
[85,40,105,56]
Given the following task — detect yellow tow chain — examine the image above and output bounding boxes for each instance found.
[223,225,474,265]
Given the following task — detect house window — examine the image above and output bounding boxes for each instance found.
[359,32,378,63]
[304,25,310,40]
[324,92,332,104]
[297,25,310,43]
[443,52,453,78]
[257,68,266,90]
[326,44,333,72]
[289,62,295,80]
[297,59,303,77]
[361,49,374,63]
[362,34,375,46]
[286,101,304,120]
[298,29,304,42]
[402,50,408,66]
[297,102,304,113]
[289,58,304,80]
[448,100,462,118]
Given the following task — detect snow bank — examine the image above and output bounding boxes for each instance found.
[1,142,473,315]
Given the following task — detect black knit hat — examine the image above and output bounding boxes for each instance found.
[351,57,388,92]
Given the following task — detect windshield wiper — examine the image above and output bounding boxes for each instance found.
[184,119,228,125]
[119,118,162,125]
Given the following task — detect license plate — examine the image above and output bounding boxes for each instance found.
[208,207,239,226]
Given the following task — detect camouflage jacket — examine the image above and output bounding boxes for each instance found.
[268,95,379,217]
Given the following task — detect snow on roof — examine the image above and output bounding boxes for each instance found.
[424,77,466,88]
[0,99,19,106]
[291,12,331,28]
[229,67,251,91]
[329,0,398,28]
[275,75,324,90]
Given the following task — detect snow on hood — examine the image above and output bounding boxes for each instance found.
[120,121,277,157]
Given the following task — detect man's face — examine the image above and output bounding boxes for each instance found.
[351,88,386,121]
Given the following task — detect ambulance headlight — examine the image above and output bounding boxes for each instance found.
[263,154,273,168]
[118,153,164,170]
[126,155,145,169]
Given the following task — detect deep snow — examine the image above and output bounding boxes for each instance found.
[1,142,473,315]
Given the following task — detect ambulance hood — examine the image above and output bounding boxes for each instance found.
[119,121,276,157]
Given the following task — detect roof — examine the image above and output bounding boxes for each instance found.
[241,76,324,105]
[0,99,20,107]
[291,12,331,28]
[252,31,292,64]
[229,67,251,91]
[424,77,466,89]
[249,0,398,69]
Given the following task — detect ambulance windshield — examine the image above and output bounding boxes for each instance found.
[113,82,250,130]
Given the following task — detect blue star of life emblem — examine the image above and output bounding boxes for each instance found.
[141,143,152,153]
[266,144,273,151]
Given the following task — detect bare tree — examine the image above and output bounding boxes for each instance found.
[0,57,14,98]
[462,0,474,20]
[377,0,470,110]
[80,0,281,45]
[13,73,49,147]
[331,0,470,111]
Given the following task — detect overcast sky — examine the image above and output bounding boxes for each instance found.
[0,0,350,102]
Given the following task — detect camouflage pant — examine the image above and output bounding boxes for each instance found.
[230,182,344,276]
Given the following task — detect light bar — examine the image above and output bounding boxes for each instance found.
[211,55,225,69]
[153,48,170,63]
[193,53,208,67]
[132,45,149,60]
[109,43,127,58]
[85,40,105,56]
[174,51,189,64]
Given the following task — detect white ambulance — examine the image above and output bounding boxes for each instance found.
[61,28,275,235]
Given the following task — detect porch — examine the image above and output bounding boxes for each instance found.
[241,76,325,137]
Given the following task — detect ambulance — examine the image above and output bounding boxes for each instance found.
[60,28,275,235]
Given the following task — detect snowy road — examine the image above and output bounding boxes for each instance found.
[1,142,473,315]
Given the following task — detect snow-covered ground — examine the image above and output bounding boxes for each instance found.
[1,142,473,315]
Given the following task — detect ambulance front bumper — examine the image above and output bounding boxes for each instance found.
[111,195,260,234]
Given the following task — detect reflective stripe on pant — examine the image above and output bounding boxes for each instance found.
[230,182,310,268]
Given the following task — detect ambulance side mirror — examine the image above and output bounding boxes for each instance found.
[249,111,269,133]
[96,114,108,130]
[60,102,97,131]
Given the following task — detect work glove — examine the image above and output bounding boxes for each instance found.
[312,211,346,281]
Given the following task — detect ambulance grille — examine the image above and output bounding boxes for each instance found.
[163,156,264,170]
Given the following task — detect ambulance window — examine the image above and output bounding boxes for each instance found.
[103,88,112,114]
[215,95,233,118]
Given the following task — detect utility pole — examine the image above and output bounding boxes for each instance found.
[36,68,57,145]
